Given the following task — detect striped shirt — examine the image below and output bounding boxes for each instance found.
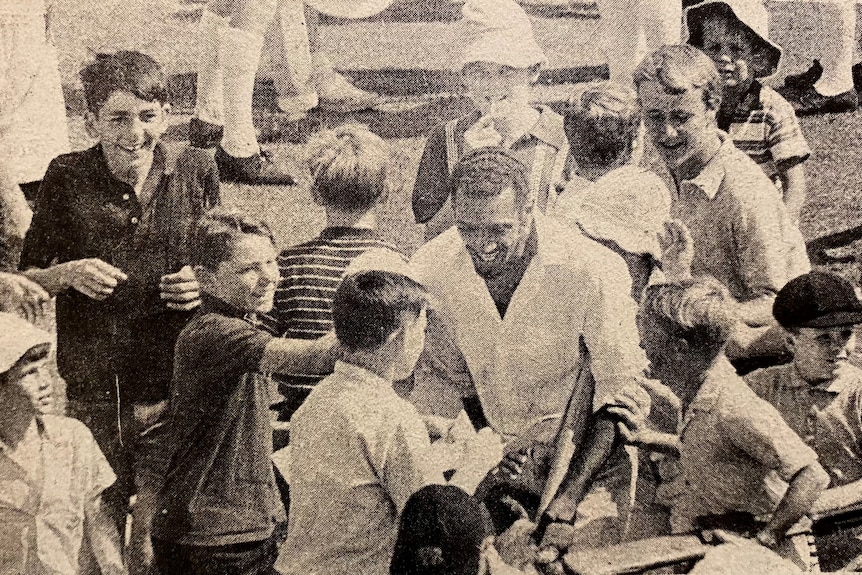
[273,227,400,390]
[719,82,810,184]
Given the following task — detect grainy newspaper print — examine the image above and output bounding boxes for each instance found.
[2,0,862,573]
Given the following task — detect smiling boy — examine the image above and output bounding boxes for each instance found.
[20,51,220,574]
[633,45,809,371]
[151,208,339,575]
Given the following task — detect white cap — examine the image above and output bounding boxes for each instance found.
[344,248,424,285]
[459,0,547,70]
[0,313,51,374]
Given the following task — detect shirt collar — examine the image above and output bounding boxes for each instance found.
[333,360,392,390]
[198,293,276,334]
[786,363,853,394]
[92,141,171,191]
[318,227,381,241]
[678,132,734,201]
[0,417,49,455]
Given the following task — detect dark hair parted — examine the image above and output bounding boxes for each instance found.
[191,207,275,271]
[449,147,530,204]
[80,51,168,114]
[333,270,427,352]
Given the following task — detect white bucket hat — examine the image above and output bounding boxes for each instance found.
[305,0,393,21]
[459,0,548,70]
[685,0,783,78]
[0,313,51,374]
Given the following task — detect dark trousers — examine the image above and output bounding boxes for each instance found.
[152,535,279,575]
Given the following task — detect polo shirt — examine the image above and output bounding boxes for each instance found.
[409,214,648,439]
[412,106,568,237]
[20,143,220,402]
[273,227,401,393]
[277,361,440,575]
[664,358,819,534]
[718,82,811,183]
[747,363,862,487]
[0,415,119,575]
[152,296,284,547]
[671,133,809,304]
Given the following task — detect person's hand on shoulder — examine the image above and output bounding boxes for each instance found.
[0,272,51,322]
[160,265,201,311]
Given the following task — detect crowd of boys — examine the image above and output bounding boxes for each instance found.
[2,0,862,574]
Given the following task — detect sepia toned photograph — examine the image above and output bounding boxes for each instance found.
[2,0,862,573]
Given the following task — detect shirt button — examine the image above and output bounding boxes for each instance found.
[131,217,139,224]
[122,193,130,201]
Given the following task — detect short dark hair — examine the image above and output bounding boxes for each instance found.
[641,277,736,357]
[333,271,427,352]
[306,124,389,212]
[191,207,275,271]
[449,147,530,206]
[564,82,641,167]
[80,51,168,114]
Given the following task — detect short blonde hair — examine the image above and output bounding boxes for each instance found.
[632,44,722,111]
[564,82,641,167]
[305,124,389,212]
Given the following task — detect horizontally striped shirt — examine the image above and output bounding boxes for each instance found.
[718,82,810,185]
[273,227,400,387]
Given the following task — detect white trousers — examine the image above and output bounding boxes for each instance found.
[595,0,683,84]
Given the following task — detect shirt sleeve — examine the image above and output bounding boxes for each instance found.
[765,94,811,168]
[413,123,452,224]
[817,384,862,485]
[410,306,476,419]
[382,408,440,514]
[730,186,793,299]
[73,420,116,500]
[20,157,68,270]
[580,250,649,410]
[720,395,818,483]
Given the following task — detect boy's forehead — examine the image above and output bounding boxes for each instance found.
[637,81,699,109]
[223,233,277,264]
[97,90,165,115]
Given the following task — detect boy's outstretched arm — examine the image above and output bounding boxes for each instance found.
[777,161,806,225]
[84,493,128,575]
[259,331,341,376]
[757,462,829,548]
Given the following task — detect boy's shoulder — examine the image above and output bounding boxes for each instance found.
[751,84,799,119]
[45,145,104,176]
[42,414,99,446]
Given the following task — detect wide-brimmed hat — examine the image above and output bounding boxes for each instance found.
[685,0,783,78]
[390,484,494,575]
[569,168,671,259]
[459,0,547,70]
[773,271,862,329]
[0,313,51,374]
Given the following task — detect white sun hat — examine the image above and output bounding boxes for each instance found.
[459,0,548,70]
[0,313,51,374]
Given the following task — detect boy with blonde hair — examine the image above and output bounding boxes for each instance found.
[412,0,568,241]
[273,124,401,421]
[686,0,810,222]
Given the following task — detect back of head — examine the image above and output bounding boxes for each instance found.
[641,277,737,356]
[80,51,168,114]
[633,45,722,110]
[333,270,426,352]
[391,484,493,575]
[191,207,275,271]
[306,124,389,213]
[564,82,641,168]
[450,147,530,206]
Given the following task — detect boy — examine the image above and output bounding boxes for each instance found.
[273,124,401,420]
[609,278,830,569]
[746,271,862,571]
[20,51,220,574]
[633,45,809,371]
[0,312,125,575]
[552,82,672,299]
[686,0,811,223]
[412,0,568,241]
[277,269,503,575]
[150,208,340,575]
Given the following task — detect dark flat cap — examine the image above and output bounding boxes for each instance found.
[773,271,862,329]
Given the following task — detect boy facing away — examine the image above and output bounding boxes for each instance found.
[610,278,829,569]
[746,271,862,571]
[272,124,401,421]
[0,313,125,575]
[412,0,567,241]
[151,208,339,575]
[19,50,220,574]
[686,0,810,223]
[278,269,502,575]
